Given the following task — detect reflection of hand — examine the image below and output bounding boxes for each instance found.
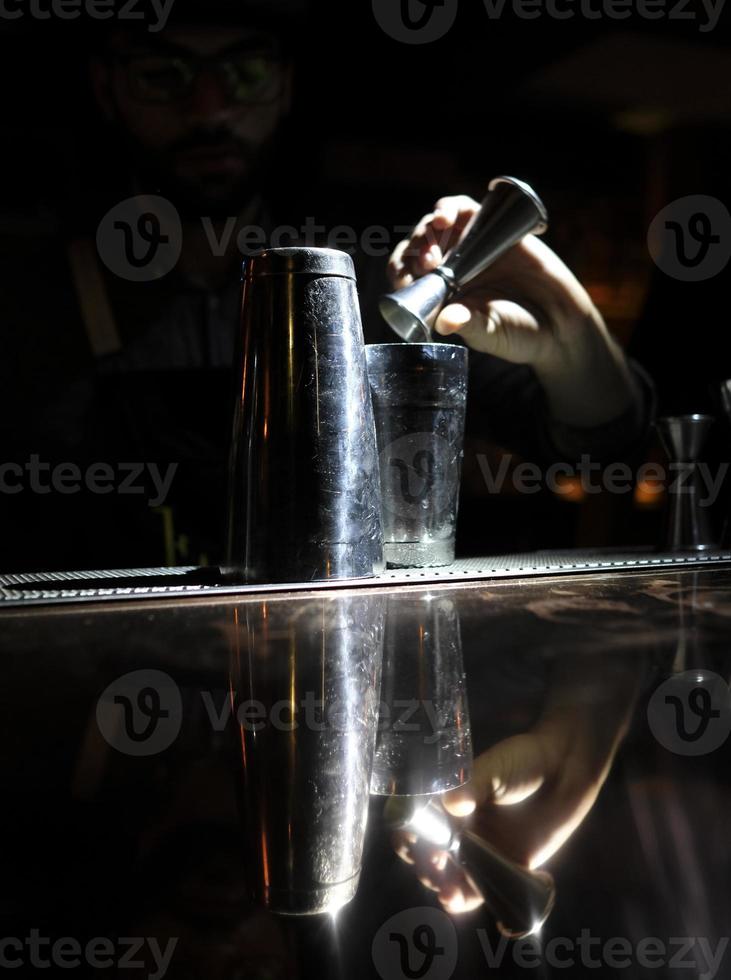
[393,655,642,915]
[392,827,484,915]
[387,195,638,431]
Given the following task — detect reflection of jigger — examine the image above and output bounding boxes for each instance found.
[385,796,556,939]
[379,176,548,343]
[229,594,385,915]
[370,595,472,796]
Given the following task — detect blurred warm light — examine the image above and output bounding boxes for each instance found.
[634,478,665,509]
[613,108,674,135]
[553,476,586,503]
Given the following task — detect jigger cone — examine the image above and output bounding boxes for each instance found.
[656,414,717,552]
[380,176,548,343]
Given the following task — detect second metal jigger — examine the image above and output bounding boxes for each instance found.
[380,176,549,343]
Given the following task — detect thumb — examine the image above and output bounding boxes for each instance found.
[435,298,542,363]
[442,734,548,817]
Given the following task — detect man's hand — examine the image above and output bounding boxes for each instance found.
[388,195,639,431]
[392,652,643,915]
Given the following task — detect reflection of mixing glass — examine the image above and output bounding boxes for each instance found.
[672,572,701,674]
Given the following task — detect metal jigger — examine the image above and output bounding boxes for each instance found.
[379,176,548,343]
[385,797,555,939]
[656,415,717,552]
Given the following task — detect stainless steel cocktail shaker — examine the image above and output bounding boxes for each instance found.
[227,247,384,582]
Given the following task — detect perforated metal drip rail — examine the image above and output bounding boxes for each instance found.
[379,551,731,580]
[1,551,731,609]
[0,565,200,586]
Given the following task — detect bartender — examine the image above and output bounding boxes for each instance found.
[0,0,653,571]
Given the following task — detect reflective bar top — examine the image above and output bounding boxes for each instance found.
[2,563,730,978]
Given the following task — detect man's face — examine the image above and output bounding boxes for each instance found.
[95,27,291,213]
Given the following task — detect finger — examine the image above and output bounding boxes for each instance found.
[424,195,481,265]
[435,298,546,365]
[431,849,450,872]
[396,197,479,283]
[391,829,418,864]
[441,784,477,819]
[387,239,414,290]
[437,861,484,915]
[440,883,485,915]
[400,213,443,279]
[479,736,547,805]
[433,194,480,232]
[446,735,548,820]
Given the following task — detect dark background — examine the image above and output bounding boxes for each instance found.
[2,0,731,567]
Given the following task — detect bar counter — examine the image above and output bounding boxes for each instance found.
[2,554,731,978]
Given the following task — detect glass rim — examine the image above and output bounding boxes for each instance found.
[365,342,465,350]
[365,342,469,372]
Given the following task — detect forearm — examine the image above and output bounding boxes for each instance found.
[532,313,653,461]
[534,313,638,428]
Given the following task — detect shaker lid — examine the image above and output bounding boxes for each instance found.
[242,247,355,279]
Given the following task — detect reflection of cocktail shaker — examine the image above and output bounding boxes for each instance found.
[227,247,384,583]
[229,594,385,915]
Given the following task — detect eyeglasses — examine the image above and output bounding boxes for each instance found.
[115,43,285,106]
